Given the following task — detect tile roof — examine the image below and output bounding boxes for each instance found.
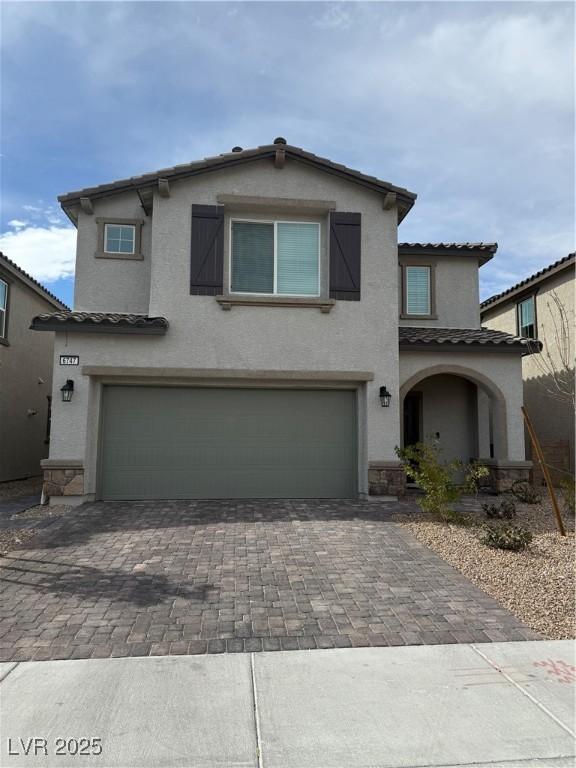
[399,326,538,354]
[399,242,498,253]
[58,139,417,222]
[398,242,497,265]
[30,311,168,334]
[480,253,575,310]
[0,252,69,310]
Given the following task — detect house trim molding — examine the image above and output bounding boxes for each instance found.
[81,366,374,382]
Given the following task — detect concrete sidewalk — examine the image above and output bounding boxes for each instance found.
[0,640,574,767]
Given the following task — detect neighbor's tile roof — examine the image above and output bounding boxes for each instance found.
[399,326,538,353]
[0,252,69,310]
[58,138,417,221]
[30,311,168,334]
[480,252,575,311]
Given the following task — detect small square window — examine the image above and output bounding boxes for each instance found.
[104,224,135,254]
[517,296,536,339]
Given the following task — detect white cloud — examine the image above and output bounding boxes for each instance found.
[0,225,76,283]
[8,219,27,229]
[314,4,353,30]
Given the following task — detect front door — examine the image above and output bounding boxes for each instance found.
[403,392,421,448]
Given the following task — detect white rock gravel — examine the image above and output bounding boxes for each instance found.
[396,498,575,640]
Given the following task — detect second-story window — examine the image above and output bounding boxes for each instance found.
[231,220,320,297]
[405,265,431,316]
[0,278,8,339]
[517,295,536,339]
[104,224,136,255]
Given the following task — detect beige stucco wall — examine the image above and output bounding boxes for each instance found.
[0,278,56,481]
[49,158,401,497]
[413,374,478,464]
[399,350,526,461]
[399,256,481,329]
[74,191,152,313]
[482,266,575,470]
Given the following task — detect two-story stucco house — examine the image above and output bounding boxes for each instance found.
[481,253,575,482]
[32,139,534,504]
[0,252,68,482]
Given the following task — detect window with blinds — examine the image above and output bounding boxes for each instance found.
[0,278,7,339]
[517,296,536,339]
[230,220,320,296]
[405,266,431,315]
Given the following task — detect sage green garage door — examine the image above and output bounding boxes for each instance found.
[100,386,357,500]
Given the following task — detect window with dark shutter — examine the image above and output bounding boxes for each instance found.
[329,212,361,301]
[190,204,224,295]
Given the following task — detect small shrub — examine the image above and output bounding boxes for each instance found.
[395,440,489,522]
[559,477,575,516]
[442,509,476,527]
[480,523,533,551]
[511,479,541,505]
[482,497,517,520]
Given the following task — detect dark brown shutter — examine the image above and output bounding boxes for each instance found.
[190,204,224,295]
[329,212,361,301]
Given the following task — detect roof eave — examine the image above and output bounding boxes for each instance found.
[399,341,530,355]
[57,144,417,221]
[398,244,496,265]
[481,254,576,313]
[0,255,69,310]
[30,322,167,335]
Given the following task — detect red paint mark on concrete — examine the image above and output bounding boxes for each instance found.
[533,659,576,684]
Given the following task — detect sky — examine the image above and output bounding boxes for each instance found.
[1,1,574,308]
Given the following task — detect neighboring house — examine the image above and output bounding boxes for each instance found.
[31,139,534,504]
[0,252,68,482]
[481,253,575,482]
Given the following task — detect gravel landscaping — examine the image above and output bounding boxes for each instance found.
[0,476,42,500]
[0,477,75,555]
[0,501,73,557]
[395,496,575,641]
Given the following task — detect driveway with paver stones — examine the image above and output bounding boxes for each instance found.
[0,500,539,661]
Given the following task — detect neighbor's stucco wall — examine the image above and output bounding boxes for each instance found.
[0,277,55,481]
[399,255,481,329]
[482,266,575,469]
[399,350,526,461]
[74,191,152,313]
[49,158,401,496]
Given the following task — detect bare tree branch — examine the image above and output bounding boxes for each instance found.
[526,289,575,407]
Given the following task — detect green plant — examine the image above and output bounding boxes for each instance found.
[482,497,517,520]
[559,477,575,516]
[396,440,489,522]
[511,479,541,505]
[480,523,533,551]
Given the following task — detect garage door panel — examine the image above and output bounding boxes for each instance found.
[100,387,357,500]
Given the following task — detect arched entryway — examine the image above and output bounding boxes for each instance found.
[400,363,509,464]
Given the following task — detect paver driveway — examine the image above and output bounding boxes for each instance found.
[0,500,538,661]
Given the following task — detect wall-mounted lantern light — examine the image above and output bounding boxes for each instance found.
[60,379,74,402]
[379,385,392,408]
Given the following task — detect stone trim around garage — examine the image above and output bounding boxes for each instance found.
[41,459,84,499]
[368,461,406,497]
[482,460,532,493]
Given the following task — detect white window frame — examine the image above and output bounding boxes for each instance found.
[0,278,7,339]
[517,295,537,339]
[104,223,136,255]
[404,264,432,316]
[229,218,321,298]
